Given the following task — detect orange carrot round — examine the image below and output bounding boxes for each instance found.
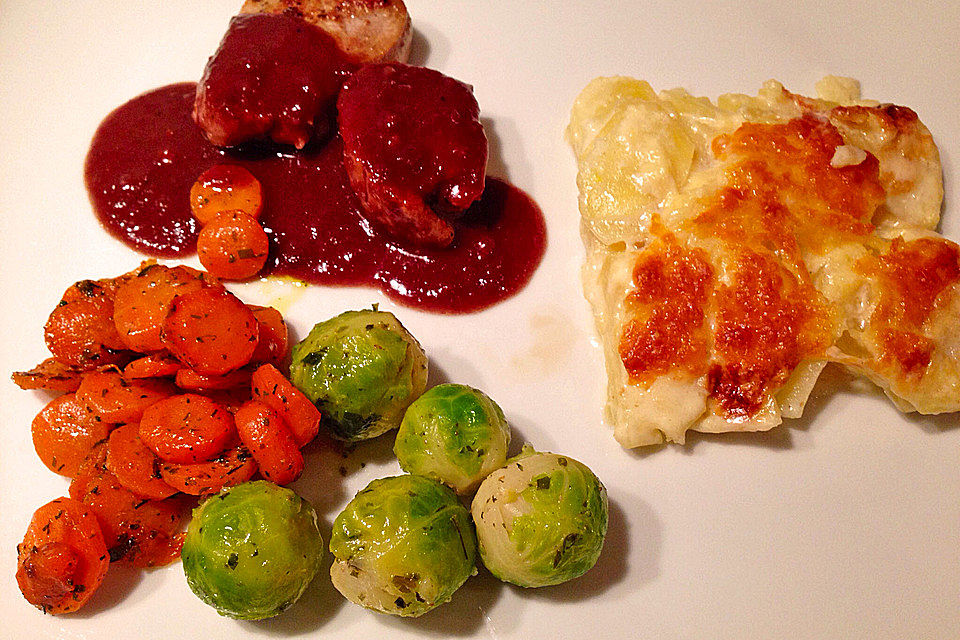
[32,393,114,477]
[44,279,130,369]
[11,357,85,392]
[123,353,182,379]
[233,400,304,485]
[248,305,289,366]
[113,264,212,353]
[174,366,252,392]
[195,386,254,413]
[16,497,109,614]
[162,287,259,375]
[75,370,175,424]
[190,164,263,224]
[251,363,321,447]
[139,394,235,464]
[159,446,258,495]
[69,443,191,567]
[196,210,269,280]
[106,423,178,500]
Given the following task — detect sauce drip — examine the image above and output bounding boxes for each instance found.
[85,83,546,314]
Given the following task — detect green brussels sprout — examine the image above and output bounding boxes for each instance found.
[289,309,428,441]
[182,481,324,619]
[329,475,477,617]
[394,383,511,495]
[471,447,608,587]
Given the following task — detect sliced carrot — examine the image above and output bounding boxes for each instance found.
[139,394,235,464]
[75,370,175,424]
[59,274,131,301]
[44,279,130,369]
[12,357,85,392]
[69,443,192,567]
[248,305,289,366]
[105,423,178,500]
[196,386,254,413]
[16,497,109,614]
[112,264,211,353]
[159,446,258,495]
[32,393,114,477]
[123,353,182,379]
[174,366,252,391]
[251,364,321,447]
[190,164,263,224]
[162,287,259,375]
[197,210,270,280]
[233,400,304,485]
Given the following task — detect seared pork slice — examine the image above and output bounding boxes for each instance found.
[194,13,355,149]
[337,63,487,248]
[240,0,412,63]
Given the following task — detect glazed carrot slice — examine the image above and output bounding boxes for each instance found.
[123,353,182,379]
[139,394,235,464]
[251,364,321,447]
[11,357,85,392]
[248,305,289,366]
[197,210,270,281]
[16,497,109,614]
[174,366,252,391]
[159,446,258,495]
[69,443,192,567]
[44,279,130,369]
[190,164,263,224]
[162,287,259,375]
[113,264,211,353]
[75,370,175,424]
[32,393,114,477]
[105,423,178,500]
[233,400,304,485]
[197,386,254,413]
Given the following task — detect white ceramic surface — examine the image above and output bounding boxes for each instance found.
[1,2,958,638]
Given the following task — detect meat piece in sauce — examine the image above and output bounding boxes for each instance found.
[337,63,488,247]
[240,0,412,64]
[194,13,355,149]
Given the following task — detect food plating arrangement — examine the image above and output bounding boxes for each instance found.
[2,1,958,638]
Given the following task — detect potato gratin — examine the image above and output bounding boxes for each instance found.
[568,76,959,448]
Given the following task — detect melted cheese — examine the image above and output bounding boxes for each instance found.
[570,77,955,447]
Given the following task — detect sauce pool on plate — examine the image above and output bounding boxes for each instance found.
[85,83,546,314]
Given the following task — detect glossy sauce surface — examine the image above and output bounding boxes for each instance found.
[85,83,546,313]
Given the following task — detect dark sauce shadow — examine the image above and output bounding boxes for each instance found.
[936,145,952,235]
[681,420,796,452]
[481,117,509,182]
[338,428,400,469]
[426,357,452,388]
[901,407,960,433]
[73,563,144,617]
[406,28,432,67]
[502,419,536,459]
[293,433,350,515]
[380,568,504,637]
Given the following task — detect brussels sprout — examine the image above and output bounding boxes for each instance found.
[182,481,324,619]
[329,475,476,617]
[471,447,608,587]
[394,383,511,494]
[289,309,428,441]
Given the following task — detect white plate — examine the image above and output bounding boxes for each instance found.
[1,1,958,638]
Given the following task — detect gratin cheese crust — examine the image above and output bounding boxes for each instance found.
[569,76,958,448]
